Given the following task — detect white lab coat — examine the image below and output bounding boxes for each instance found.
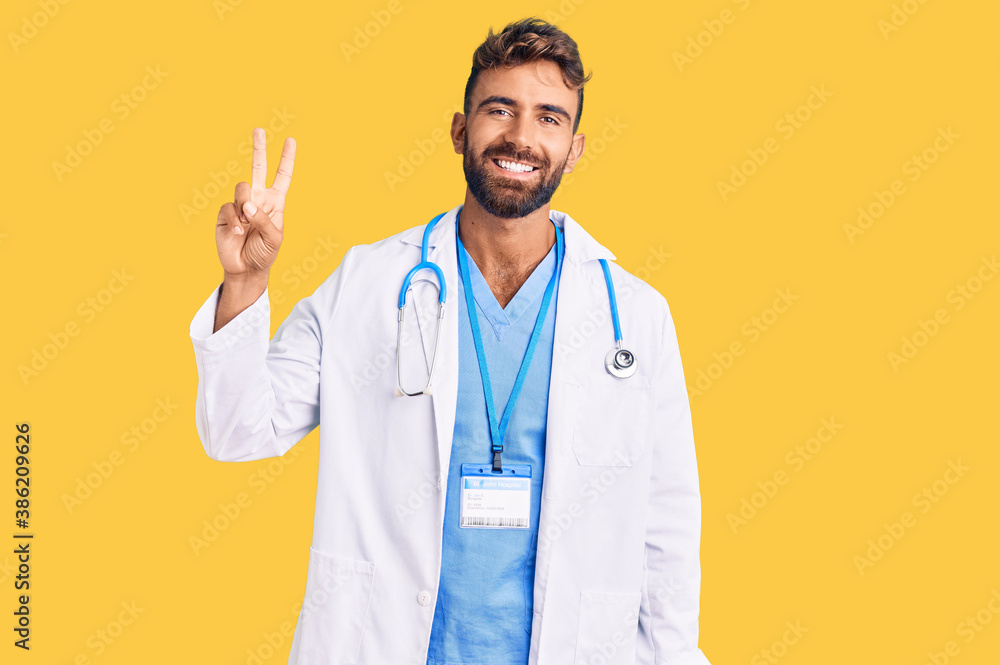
[189,203,711,665]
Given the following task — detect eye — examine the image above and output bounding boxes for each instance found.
[541,116,558,124]
[490,108,512,117]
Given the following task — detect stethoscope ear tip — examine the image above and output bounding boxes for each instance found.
[393,387,404,397]
[422,386,434,396]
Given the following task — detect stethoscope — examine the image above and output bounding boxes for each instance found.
[395,212,636,397]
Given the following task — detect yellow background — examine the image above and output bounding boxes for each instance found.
[3,0,998,663]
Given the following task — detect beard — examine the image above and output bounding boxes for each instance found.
[463,134,569,219]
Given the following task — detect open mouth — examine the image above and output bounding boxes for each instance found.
[491,158,539,175]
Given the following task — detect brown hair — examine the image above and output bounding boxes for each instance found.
[464,17,592,134]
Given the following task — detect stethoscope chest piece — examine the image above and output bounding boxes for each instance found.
[598,258,636,379]
[605,346,637,379]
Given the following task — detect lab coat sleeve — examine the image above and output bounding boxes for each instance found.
[639,301,712,665]
[188,252,350,462]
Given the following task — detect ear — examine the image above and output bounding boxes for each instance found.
[562,132,586,174]
[450,112,467,154]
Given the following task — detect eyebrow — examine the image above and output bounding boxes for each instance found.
[477,95,572,123]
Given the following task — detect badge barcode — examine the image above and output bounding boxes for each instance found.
[461,516,529,528]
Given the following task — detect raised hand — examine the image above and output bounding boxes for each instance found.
[216,127,296,279]
[212,127,296,332]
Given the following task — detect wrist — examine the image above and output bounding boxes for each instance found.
[214,273,268,333]
[222,272,268,295]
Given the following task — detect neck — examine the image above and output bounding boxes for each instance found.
[457,193,557,308]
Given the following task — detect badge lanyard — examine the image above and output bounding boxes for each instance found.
[456,218,564,473]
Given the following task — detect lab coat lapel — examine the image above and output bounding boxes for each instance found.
[532,211,617,652]
[545,209,618,483]
[421,208,461,482]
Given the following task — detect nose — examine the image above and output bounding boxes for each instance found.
[502,112,536,156]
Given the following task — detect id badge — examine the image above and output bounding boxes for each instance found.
[459,463,531,529]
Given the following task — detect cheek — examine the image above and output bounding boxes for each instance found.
[470,123,506,148]
[545,142,573,170]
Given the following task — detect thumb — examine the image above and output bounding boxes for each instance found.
[241,199,281,244]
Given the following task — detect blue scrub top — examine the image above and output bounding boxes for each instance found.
[425,222,560,665]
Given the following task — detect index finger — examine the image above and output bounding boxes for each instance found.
[250,127,267,191]
[271,137,297,194]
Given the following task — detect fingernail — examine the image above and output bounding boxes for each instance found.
[244,201,257,215]
[234,225,243,235]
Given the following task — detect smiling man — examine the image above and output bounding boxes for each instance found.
[190,16,711,665]
[455,47,583,313]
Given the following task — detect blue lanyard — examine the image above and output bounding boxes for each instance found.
[456,219,564,473]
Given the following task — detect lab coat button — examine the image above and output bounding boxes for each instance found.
[417,590,432,606]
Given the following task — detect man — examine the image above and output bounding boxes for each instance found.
[190,17,711,665]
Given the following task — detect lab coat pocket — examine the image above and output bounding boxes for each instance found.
[569,376,652,466]
[574,590,642,665]
[296,546,375,664]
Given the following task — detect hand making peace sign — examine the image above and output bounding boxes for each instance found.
[216,127,297,279]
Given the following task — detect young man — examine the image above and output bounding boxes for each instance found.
[190,17,711,665]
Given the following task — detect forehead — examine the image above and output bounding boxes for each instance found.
[472,60,578,112]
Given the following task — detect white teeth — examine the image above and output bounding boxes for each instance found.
[496,159,535,173]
